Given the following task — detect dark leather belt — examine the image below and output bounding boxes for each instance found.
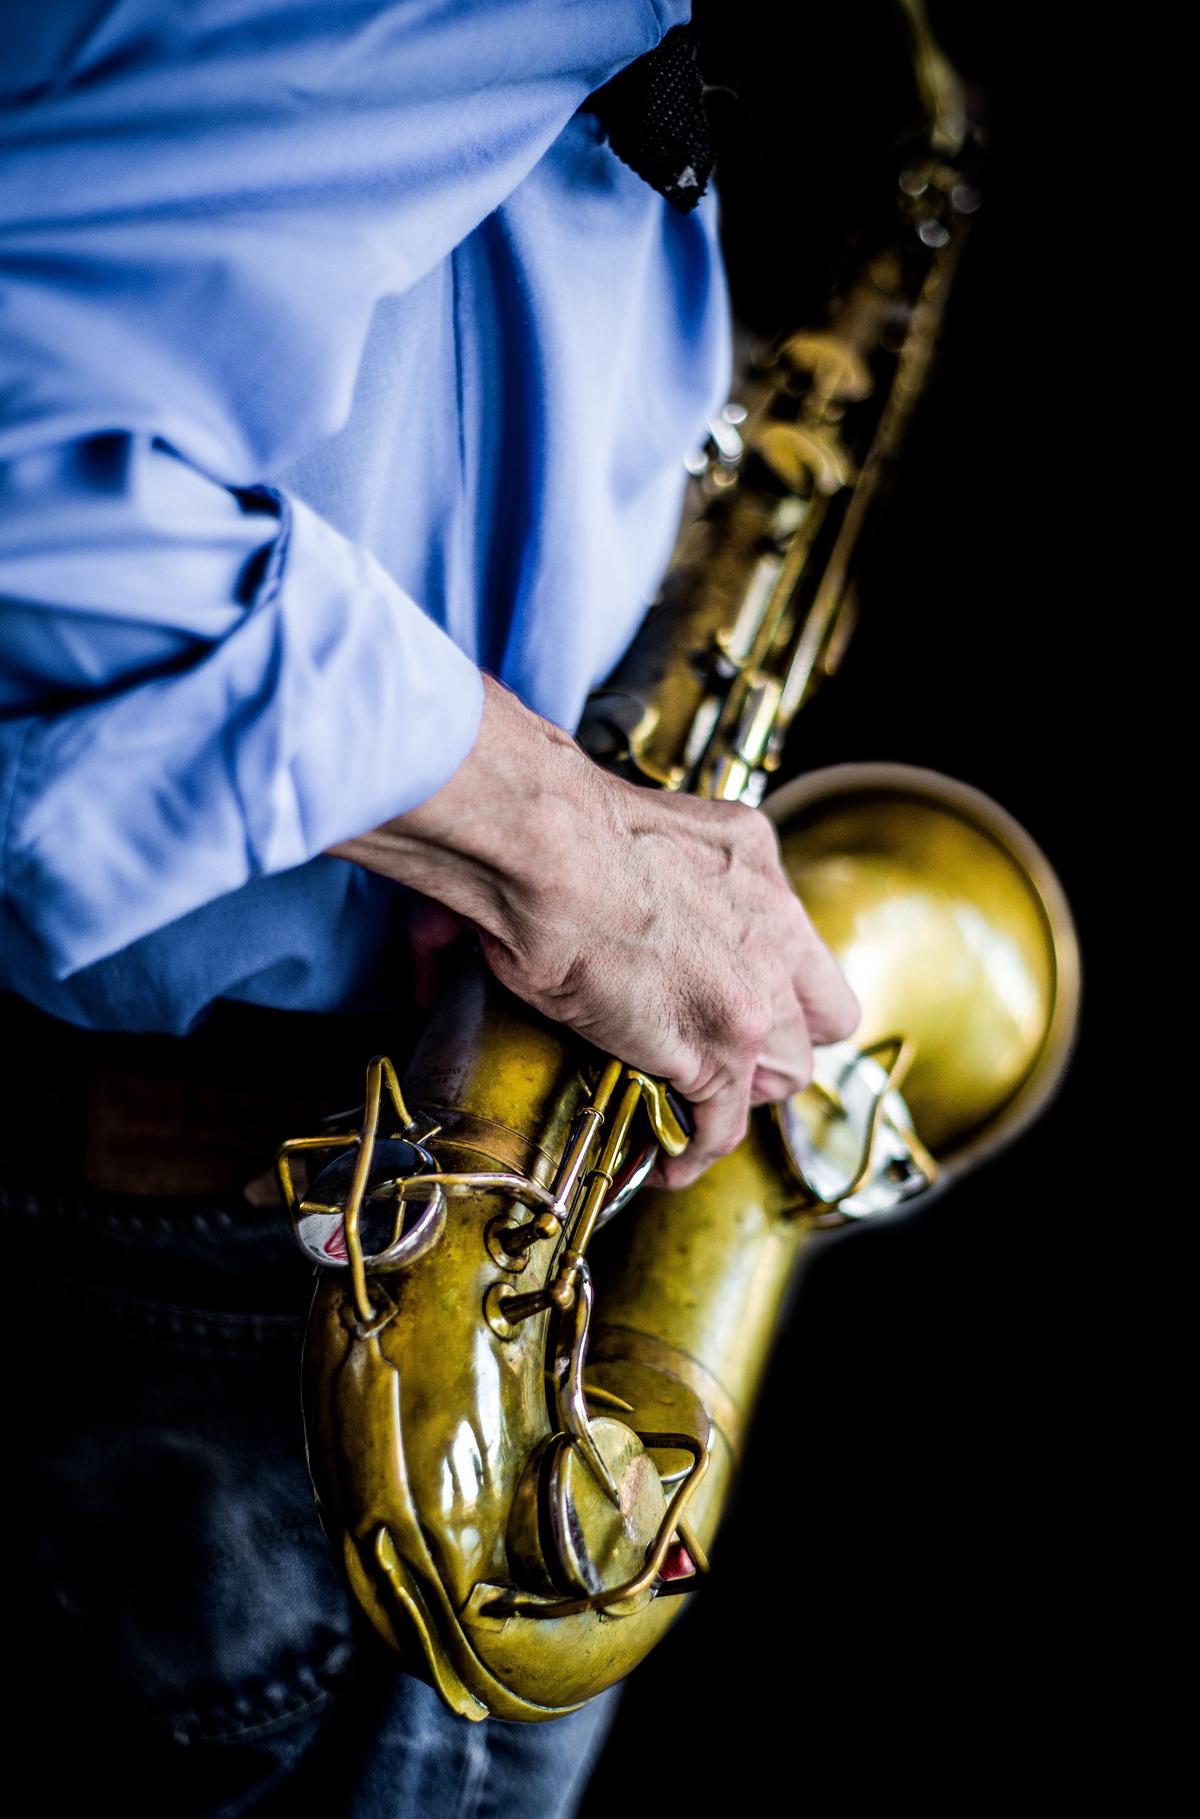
[0,995,421,1201]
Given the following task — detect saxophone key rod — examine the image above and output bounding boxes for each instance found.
[490,1057,624,1258]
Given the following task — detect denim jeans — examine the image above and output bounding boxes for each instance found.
[5,1171,615,1816]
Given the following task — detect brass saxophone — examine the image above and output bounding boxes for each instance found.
[276,10,1079,1723]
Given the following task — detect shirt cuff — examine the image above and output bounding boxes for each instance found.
[3,492,485,979]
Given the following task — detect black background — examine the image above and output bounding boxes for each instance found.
[582,6,1108,1807]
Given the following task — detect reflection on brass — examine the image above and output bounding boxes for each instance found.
[515,1418,665,1599]
[279,14,1080,1722]
[772,765,1080,1175]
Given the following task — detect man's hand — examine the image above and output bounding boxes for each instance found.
[331,676,859,1188]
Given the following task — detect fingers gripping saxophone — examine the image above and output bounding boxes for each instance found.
[276,21,1080,1724]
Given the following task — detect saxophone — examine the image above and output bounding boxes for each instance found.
[276,9,1079,1723]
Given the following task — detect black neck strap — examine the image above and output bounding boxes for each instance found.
[582,24,715,215]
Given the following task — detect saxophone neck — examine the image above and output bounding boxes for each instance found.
[578,100,978,810]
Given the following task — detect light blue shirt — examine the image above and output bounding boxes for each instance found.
[0,1,731,1033]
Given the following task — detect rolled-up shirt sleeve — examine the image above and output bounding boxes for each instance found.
[1,454,485,978]
[0,0,682,980]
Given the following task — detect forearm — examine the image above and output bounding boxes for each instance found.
[331,676,608,965]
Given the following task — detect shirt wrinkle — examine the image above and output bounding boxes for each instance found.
[0,0,730,1033]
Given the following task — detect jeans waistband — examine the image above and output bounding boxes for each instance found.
[0,995,421,1200]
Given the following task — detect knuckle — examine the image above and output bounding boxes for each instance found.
[721,987,771,1054]
[827,991,861,1041]
[733,803,778,861]
[665,1040,706,1100]
[743,1007,774,1053]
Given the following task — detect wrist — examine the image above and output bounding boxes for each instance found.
[330,674,603,945]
